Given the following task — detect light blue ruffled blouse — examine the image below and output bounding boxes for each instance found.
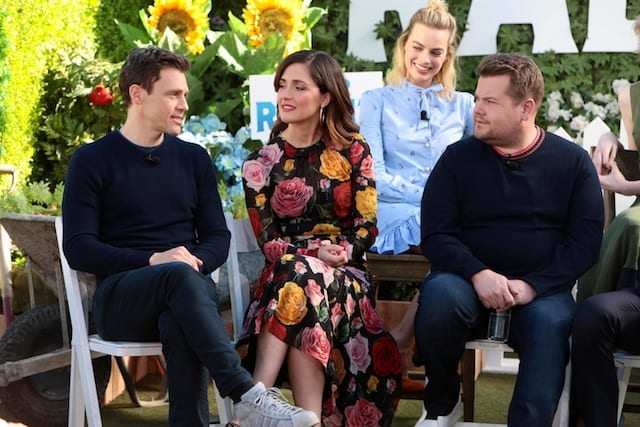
[360,79,474,254]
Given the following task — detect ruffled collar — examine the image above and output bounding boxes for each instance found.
[402,79,444,96]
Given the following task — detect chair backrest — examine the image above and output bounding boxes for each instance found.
[55,216,92,343]
[223,212,248,343]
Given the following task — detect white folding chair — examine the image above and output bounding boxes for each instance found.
[55,216,233,427]
[461,339,571,427]
[614,351,640,424]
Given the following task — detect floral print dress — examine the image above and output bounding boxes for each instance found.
[238,134,402,426]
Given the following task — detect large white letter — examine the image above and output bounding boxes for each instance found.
[583,0,636,52]
[347,0,423,62]
[458,0,578,56]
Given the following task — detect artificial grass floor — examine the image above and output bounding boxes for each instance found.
[100,372,640,426]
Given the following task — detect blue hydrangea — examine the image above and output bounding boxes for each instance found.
[180,113,251,217]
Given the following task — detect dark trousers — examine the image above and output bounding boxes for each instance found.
[92,262,253,427]
[571,288,640,427]
[414,272,575,427]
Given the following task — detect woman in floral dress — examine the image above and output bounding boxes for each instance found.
[238,50,402,426]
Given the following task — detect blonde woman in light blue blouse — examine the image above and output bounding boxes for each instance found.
[359,0,474,384]
[360,0,474,256]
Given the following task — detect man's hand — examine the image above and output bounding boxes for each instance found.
[507,279,537,305]
[149,246,203,271]
[317,240,348,267]
[471,269,515,310]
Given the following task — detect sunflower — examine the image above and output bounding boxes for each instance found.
[243,0,306,56]
[147,0,209,55]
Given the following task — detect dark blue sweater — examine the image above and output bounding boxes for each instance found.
[62,131,230,279]
[420,131,604,296]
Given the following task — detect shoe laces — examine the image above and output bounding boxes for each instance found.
[254,387,301,416]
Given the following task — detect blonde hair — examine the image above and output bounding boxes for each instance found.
[386,0,458,100]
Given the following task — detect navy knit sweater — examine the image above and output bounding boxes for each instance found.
[62,131,230,279]
[420,131,604,296]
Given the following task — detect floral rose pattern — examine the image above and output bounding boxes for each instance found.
[238,135,401,426]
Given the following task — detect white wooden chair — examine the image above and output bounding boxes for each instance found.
[614,351,640,424]
[461,339,570,427]
[55,215,237,427]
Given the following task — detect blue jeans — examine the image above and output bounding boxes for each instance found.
[414,272,575,427]
[571,288,640,427]
[93,262,254,427]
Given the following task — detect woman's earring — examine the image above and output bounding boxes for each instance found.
[320,107,326,124]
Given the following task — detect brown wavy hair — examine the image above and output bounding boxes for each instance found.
[270,50,359,148]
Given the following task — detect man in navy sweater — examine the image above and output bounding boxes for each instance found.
[62,47,319,427]
[413,53,604,427]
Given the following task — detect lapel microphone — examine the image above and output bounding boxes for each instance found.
[420,110,429,121]
[146,154,160,165]
[505,159,520,170]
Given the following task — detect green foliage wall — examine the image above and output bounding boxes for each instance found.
[95,0,152,62]
[0,0,99,191]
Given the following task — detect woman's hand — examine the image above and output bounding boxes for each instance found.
[598,160,633,195]
[592,132,620,175]
[317,240,348,267]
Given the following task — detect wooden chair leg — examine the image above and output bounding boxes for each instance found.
[462,348,477,421]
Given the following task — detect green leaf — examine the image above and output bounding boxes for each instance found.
[302,7,327,31]
[157,27,188,55]
[115,19,152,47]
[207,98,243,121]
[191,32,225,78]
[227,11,248,38]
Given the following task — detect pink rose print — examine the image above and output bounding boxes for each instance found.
[319,178,331,191]
[344,399,383,427]
[305,279,325,306]
[301,323,331,366]
[330,303,344,330]
[359,296,384,334]
[271,177,314,218]
[263,239,290,263]
[345,293,356,317]
[243,160,269,192]
[344,333,370,374]
[294,261,308,275]
[258,144,283,167]
[360,155,375,180]
[349,140,364,164]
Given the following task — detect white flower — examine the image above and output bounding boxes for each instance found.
[570,92,584,109]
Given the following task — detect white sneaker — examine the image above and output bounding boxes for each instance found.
[234,382,320,427]
[414,398,462,427]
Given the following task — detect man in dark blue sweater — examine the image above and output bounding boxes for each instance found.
[413,53,604,427]
[62,47,319,427]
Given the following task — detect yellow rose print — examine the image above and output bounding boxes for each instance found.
[276,282,308,325]
[355,187,377,221]
[306,223,342,236]
[284,159,295,173]
[255,193,266,207]
[367,375,379,392]
[319,149,351,181]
